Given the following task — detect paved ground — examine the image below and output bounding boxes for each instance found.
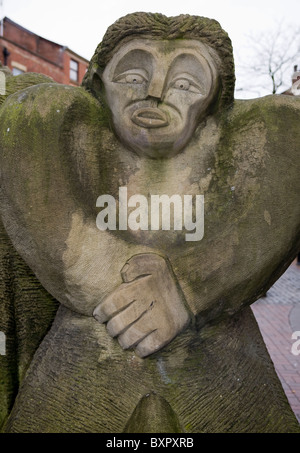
[251,259,300,424]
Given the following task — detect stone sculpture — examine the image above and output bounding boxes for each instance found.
[0,13,299,433]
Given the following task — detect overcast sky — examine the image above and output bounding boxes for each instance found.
[1,0,299,98]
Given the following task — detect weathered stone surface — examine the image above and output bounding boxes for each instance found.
[123,393,182,433]
[0,71,53,107]
[0,84,299,326]
[0,73,58,430]
[3,305,300,433]
[0,12,299,432]
[0,220,58,430]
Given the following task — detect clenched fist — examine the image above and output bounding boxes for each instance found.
[93,253,191,357]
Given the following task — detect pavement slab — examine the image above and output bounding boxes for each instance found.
[252,261,300,424]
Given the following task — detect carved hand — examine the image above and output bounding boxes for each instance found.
[93,253,191,357]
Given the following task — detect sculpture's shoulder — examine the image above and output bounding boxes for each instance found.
[0,78,104,180]
[216,95,300,172]
[229,94,300,115]
[0,72,53,105]
[225,95,300,141]
[0,77,101,126]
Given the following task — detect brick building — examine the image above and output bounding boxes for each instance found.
[282,65,300,96]
[0,17,89,85]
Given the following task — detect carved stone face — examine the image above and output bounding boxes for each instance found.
[101,39,219,158]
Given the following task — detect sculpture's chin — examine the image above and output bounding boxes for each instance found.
[111,110,192,158]
[127,140,184,159]
[116,127,189,159]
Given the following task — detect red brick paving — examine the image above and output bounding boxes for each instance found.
[251,261,300,424]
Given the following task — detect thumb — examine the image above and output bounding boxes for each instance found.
[121,253,167,283]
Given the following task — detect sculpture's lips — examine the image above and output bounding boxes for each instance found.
[131,108,169,128]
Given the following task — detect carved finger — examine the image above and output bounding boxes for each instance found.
[135,330,164,358]
[121,253,167,283]
[93,278,146,323]
[118,318,156,350]
[106,296,155,337]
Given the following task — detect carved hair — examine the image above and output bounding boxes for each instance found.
[82,12,235,109]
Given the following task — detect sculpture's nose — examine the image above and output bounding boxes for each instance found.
[147,73,165,101]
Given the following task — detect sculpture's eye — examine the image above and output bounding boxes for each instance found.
[173,79,190,91]
[172,77,201,94]
[113,70,148,85]
[125,74,145,84]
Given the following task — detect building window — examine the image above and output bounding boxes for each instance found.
[11,62,27,76]
[12,67,25,76]
[70,59,79,82]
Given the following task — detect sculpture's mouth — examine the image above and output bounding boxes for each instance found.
[131,108,169,128]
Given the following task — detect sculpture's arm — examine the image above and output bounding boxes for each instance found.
[92,94,300,355]
[0,82,191,357]
[168,95,300,329]
[0,82,137,314]
[0,75,63,428]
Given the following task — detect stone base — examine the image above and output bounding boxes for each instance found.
[3,305,300,433]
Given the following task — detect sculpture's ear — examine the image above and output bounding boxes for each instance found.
[86,70,114,131]
[207,74,223,116]
[82,66,106,104]
[91,71,104,99]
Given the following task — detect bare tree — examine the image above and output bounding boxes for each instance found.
[236,22,300,97]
